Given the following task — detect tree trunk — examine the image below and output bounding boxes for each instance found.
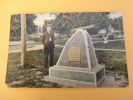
[21,14,26,67]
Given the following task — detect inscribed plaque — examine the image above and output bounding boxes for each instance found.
[68,46,81,62]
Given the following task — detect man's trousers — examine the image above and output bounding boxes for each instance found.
[44,41,54,68]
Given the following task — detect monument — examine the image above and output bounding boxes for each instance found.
[49,29,106,87]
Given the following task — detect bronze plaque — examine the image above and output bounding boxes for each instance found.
[68,46,81,62]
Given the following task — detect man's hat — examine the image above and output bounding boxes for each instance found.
[45,24,53,29]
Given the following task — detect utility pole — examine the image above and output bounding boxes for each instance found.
[21,14,26,67]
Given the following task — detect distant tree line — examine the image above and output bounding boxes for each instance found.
[10,14,37,40]
[10,12,123,40]
[42,12,123,36]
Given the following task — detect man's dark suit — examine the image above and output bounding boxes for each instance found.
[42,31,55,68]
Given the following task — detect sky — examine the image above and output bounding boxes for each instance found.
[34,13,56,26]
[34,12,122,26]
[109,12,122,19]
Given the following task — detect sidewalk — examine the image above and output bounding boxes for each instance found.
[92,39,124,43]
[8,39,125,53]
[95,48,126,52]
[8,45,64,53]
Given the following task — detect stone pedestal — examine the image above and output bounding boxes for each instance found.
[49,65,105,87]
[49,29,106,87]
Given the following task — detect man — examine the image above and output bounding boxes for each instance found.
[42,24,55,69]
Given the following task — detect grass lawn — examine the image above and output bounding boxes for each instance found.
[27,36,68,45]
[95,50,128,78]
[93,40,125,50]
[29,33,43,37]
[91,38,104,42]
[55,37,68,45]
[6,47,64,88]
[6,40,128,87]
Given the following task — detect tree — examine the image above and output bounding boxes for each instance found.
[52,12,111,36]
[10,14,21,40]
[112,16,123,31]
[81,12,111,33]
[10,14,37,41]
[42,20,54,33]
[53,13,81,36]
[26,14,37,34]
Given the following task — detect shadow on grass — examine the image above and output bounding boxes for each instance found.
[6,42,128,87]
[6,47,63,88]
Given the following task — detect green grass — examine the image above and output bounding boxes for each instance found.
[11,79,64,88]
[91,38,104,42]
[29,33,43,37]
[27,35,68,45]
[95,50,128,77]
[56,37,68,45]
[93,40,125,50]
[6,47,63,88]
[10,37,21,41]
[6,41,128,87]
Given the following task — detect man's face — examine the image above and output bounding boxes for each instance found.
[46,26,52,32]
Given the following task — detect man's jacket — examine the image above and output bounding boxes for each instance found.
[42,31,55,49]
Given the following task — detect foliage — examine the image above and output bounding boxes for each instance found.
[28,36,41,42]
[51,12,124,36]
[98,34,103,39]
[10,14,37,41]
[10,14,21,40]
[53,12,113,35]
[107,33,115,40]
[112,16,123,31]
[55,37,68,45]
[10,12,124,41]
[87,27,99,35]
[26,14,37,34]
[42,19,54,33]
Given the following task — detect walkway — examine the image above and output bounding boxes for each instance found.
[8,39,125,53]
[95,48,126,52]
[92,39,124,43]
[8,45,64,53]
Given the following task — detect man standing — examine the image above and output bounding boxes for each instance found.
[42,24,55,69]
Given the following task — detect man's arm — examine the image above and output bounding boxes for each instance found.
[42,33,45,45]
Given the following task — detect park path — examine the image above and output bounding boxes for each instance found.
[9,44,125,53]
[8,39,125,53]
[92,39,124,43]
[95,48,126,52]
[8,44,64,53]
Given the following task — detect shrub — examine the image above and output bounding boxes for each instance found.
[108,33,115,40]
[98,34,103,39]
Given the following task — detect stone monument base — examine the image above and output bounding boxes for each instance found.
[49,65,105,87]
